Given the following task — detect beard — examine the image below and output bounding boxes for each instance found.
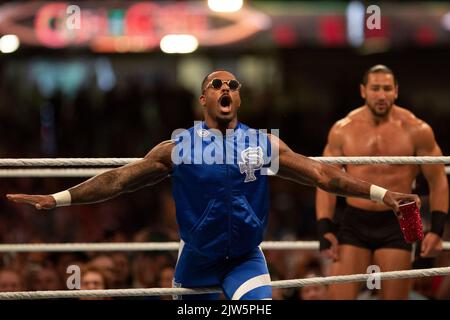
[367,100,393,117]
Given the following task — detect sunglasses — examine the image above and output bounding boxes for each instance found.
[206,78,242,91]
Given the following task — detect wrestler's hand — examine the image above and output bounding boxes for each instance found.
[382,191,421,217]
[321,232,339,261]
[420,232,442,258]
[6,194,56,210]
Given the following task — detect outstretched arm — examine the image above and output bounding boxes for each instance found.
[269,134,420,213]
[7,140,174,209]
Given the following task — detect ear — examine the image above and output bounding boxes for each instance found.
[199,94,206,106]
[360,84,366,99]
[395,85,399,99]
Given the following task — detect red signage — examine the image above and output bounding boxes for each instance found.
[0,1,270,52]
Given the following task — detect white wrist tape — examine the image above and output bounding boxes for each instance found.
[51,190,72,207]
[370,185,388,202]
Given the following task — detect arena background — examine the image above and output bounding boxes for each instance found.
[0,0,449,300]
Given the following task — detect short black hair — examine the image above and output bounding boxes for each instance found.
[362,65,398,86]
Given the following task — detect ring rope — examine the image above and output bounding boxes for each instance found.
[0,158,139,167]
[0,241,317,252]
[0,168,111,178]
[310,156,450,165]
[1,156,450,167]
[0,241,449,252]
[0,266,449,300]
[1,166,450,178]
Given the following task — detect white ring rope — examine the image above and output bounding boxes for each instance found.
[0,241,449,252]
[1,156,450,167]
[0,158,140,167]
[0,266,449,300]
[0,168,111,177]
[0,241,317,252]
[310,156,450,165]
[1,166,450,177]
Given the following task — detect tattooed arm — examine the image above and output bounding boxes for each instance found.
[7,140,174,209]
[269,135,420,214]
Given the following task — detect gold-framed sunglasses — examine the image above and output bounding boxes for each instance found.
[206,78,242,91]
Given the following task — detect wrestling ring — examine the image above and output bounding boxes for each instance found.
[0,156,449,300]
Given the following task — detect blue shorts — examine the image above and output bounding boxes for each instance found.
[173,241,272,300]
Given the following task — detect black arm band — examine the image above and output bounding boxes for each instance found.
[317,218,337,251]
[317,218,336,236]
[430,211,447,237]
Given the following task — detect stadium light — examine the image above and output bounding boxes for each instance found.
[346,1,365,47]
[208,0,243,13]
[442,11,450,31]
[160,34,199,54]
[0,34,20,53]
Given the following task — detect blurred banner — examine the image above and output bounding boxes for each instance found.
[0,1,449,52]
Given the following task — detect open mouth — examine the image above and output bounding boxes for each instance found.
[218,95,233,114]
[219,95,232,107]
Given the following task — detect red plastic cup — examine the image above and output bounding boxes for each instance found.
[398,201,424,243]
